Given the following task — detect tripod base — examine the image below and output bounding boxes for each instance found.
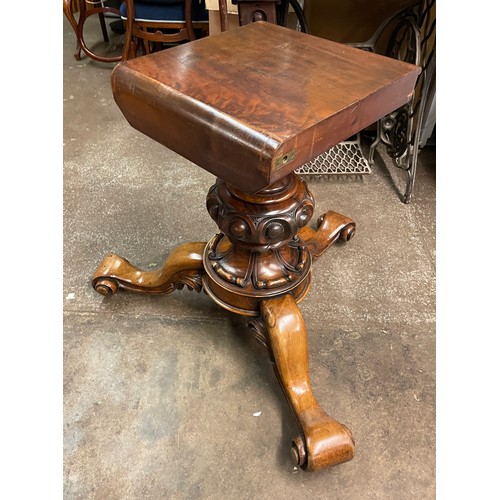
[93,175,356,471]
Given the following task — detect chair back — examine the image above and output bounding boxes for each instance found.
[121,0,209,59]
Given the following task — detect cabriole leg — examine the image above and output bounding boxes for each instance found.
[261,295,354,471]
[260,294,355,471]
[92,241,206,295]
[298,211,355,258]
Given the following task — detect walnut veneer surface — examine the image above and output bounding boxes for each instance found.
[111,21,420,193]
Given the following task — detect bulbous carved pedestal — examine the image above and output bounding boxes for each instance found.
[203,174,314,315]
[93,172,356,471]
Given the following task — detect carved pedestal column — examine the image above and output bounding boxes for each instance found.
[203,173,314,315]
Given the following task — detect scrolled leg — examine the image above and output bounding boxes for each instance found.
[260,294,355,471]
[63,0,83,60]
[298,210,355,258]
[92,241,206,295]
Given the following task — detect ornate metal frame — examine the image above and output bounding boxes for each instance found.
[368,0,436,203]
[294,0,435,203]
[295,136,371,176]
[293,2,417,181]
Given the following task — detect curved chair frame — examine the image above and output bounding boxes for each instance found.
[367,0,436,203]
[121,0,209,60]
[63,0,123,63]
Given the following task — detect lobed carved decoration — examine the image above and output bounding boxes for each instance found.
[202,173,314,315]
[206,233,308,291]
[207,174,315,252]
[203,174,313,302]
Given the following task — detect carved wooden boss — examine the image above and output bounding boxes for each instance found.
[93,21,420,471]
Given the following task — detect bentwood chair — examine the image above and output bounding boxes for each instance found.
[120,0,209,60]
[63,0,124,63]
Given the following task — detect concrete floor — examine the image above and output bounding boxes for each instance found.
[63,17,436,500]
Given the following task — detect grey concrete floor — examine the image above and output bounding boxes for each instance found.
[63,17,435,500]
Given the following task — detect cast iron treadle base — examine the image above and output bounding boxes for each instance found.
[295,135,371,175]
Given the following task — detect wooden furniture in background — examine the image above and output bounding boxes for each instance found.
[120,0,209,60]
[63,0,123,62]
[92,21,420,470]
[63,0,210,62]
[215,0,307,34]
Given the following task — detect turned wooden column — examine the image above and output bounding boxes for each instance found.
[203,173,313,315]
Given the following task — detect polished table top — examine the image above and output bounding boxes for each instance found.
[112,21,420,193]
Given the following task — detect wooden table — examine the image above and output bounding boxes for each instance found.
[93,21,420,471]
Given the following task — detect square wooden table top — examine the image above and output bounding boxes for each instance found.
[112,21,420,193]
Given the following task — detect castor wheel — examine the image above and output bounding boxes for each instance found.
[341,223,356,242]
[93,278,118,295]
[291,436,307,468]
